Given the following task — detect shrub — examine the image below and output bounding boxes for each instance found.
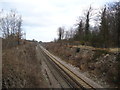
[92,49,109,61]
[76,48,80,53]
[116,52,120,62]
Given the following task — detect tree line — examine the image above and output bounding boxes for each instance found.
[57,1,120,48]
[0,10,25,48]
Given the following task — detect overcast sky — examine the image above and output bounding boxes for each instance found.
[0,0,117,42]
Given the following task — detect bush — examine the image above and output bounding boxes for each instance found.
[80,41,85,45]
[116,52,120,62]
[76,48,80,53]
[92,49,109,61]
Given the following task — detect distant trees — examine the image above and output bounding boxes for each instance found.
[99,6,109,48]
[98,2,120,48]
[84,6,92,42]
[73,6,93,44]
[74,19,84,41]
[56,1,120,48]
[0,10,23,46]
[108,1,120,48]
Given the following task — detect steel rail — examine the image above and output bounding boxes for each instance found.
[40,45,103,89]
[39,46,75,88]
[39,45,82,88]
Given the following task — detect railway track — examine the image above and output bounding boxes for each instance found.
[39,44,103,89]
[38,45,80,88]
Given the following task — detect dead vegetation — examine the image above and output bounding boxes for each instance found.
[44,42,120,88]
[2,42,48,88]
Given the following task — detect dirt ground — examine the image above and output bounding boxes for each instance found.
[43,42,120,88]
[2,42,48,88]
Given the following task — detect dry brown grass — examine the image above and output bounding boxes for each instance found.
[2,43,47,88]
[44,42,120,88]
[73,45,120,53]
[109,48,120,53]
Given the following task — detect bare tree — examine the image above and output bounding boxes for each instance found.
[65,28,75,40]
[84,6,93,42]
[99,6,109,48]
[74,19,84,41]
[104,1,120,48]
[57,27,65,41]
[0,10,23,46]
[65,31,69,40]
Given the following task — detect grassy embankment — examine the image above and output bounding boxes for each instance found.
[2,42,47,88]
[44,42,120,88]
